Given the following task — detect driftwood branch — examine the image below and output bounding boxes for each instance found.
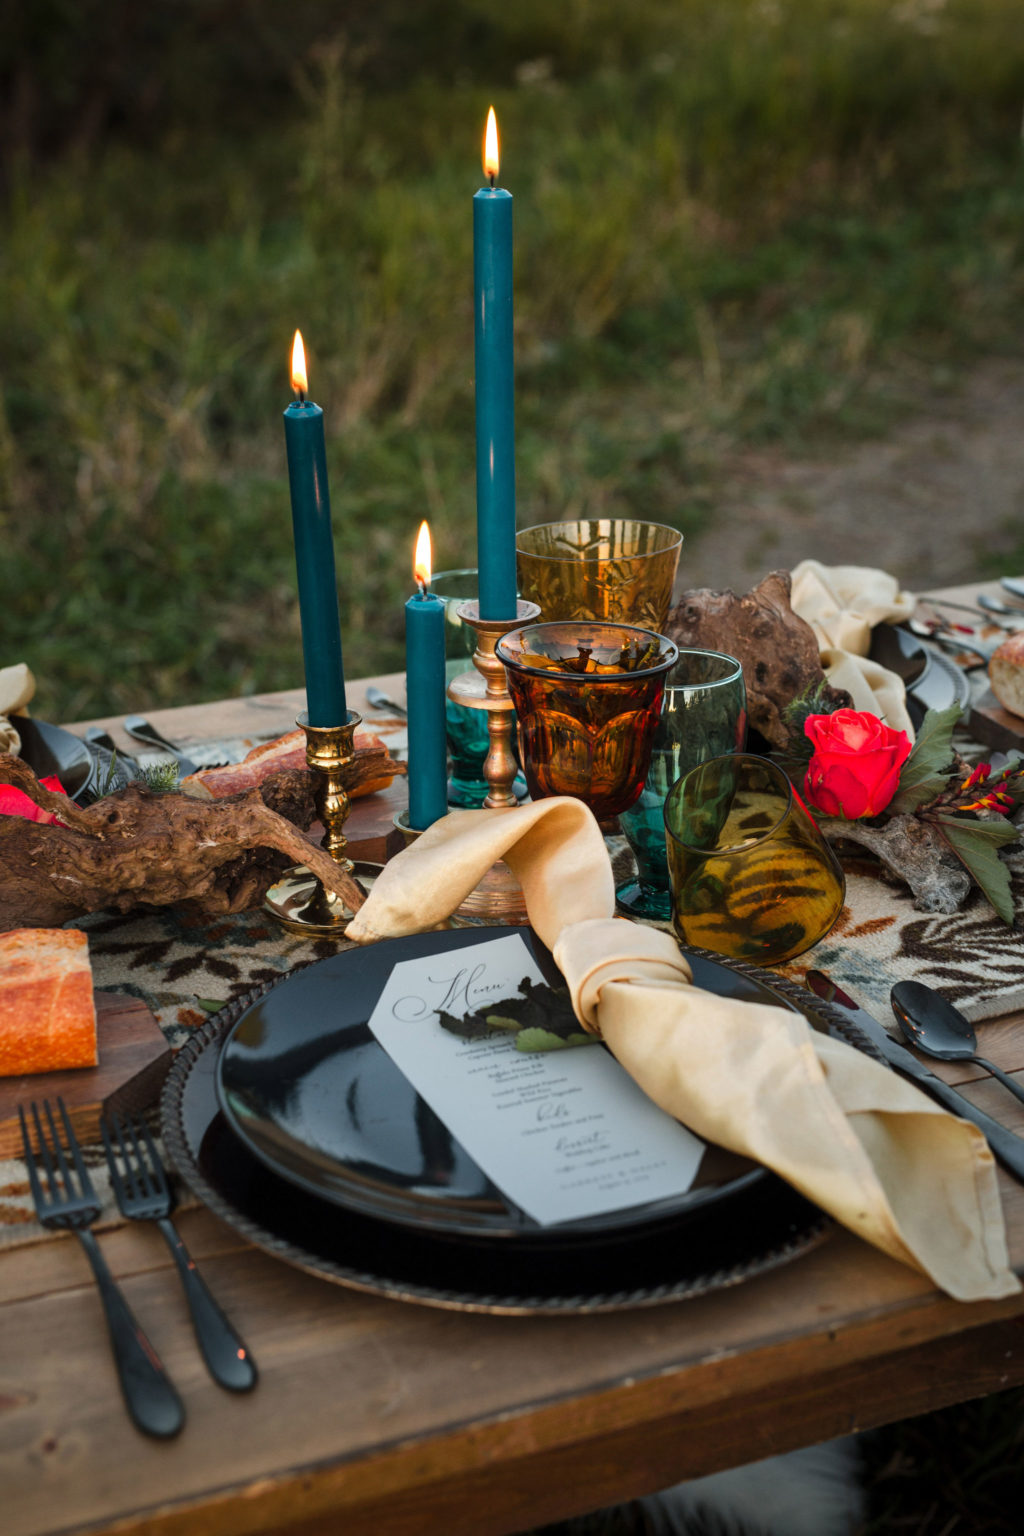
[0,755,368,932]
[666,570,850,749]
[819,813,972,913]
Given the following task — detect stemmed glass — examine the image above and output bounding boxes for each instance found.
[616,650,747,920]
[664,753,846,965]
[495,621,678,821]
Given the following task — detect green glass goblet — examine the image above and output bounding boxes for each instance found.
[431,569,491,808]
[664,753,846,966]
[616,650,747,921]
[496,621,678,821]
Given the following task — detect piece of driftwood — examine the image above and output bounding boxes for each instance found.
[0,755,368,932]
[665,570,850,749]
[819,814,973,913]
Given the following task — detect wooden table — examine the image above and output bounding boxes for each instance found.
[6,619,1024,1536]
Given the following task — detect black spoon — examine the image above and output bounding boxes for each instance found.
[891,980,1024,1108]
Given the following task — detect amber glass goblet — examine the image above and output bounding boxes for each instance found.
[495,622,678,820]
[664,754,846,965]
[515,519,682,632]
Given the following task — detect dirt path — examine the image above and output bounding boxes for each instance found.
[683,358,1024,593]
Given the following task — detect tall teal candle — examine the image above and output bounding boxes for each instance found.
[474,107,517,621]
[405,521,448,830]
[283,330,347,726]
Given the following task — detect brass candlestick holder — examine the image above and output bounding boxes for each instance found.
[264,710,374,936]
[446,598,540,922]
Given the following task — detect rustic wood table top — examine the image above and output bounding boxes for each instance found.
[6,585,1024,1536]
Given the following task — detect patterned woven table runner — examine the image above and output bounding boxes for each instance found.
[4,841,1022,1252]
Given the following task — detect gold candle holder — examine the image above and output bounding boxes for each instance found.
[448,599,540,807]
[446,599,540,922]
[265,710,376,936]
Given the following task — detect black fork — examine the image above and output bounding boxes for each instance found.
[102,1112,257,1393]
[19,1099,185,1438]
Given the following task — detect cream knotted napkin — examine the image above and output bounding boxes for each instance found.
[348,798,1019,1302]
[791,560,917,737]
[0,664,36,756]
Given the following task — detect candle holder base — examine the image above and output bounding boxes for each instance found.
[265,860,383,937]
[265,709,369,937]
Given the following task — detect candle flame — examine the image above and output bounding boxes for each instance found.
[483,107,500,181]
[291,330,308,396]
[414,520,433,588]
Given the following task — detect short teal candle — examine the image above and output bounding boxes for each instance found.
[282,333,347,727]
[474,109,517,621]
[405,584,448,831]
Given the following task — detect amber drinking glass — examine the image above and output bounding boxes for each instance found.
[515,519,683,632]
[664,754,846,965]
[495,622,678,820]
[616,650,748,921]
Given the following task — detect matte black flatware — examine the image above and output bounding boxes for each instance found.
[122,715,200,776]
[805,971,1024,1183]
[891,980,1024,1110]
[19,1098,185,1438]
[102,1112,257,1393]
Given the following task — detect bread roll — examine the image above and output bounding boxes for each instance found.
[989,632,1024,719]
[0,928,98,1076]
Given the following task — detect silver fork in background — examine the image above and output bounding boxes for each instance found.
[102,1112,257,1393]
[19,1099,185,1439]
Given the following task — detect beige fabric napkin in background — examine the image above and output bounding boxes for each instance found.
[790,560,917,737]
[0,663,36,755]
[348,799,1019,1302]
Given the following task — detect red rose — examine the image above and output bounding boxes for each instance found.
[0,774,66,824]
[803,710,912,820]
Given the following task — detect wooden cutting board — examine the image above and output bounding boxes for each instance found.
[969,687,1024,754]
[0,992,171,1159]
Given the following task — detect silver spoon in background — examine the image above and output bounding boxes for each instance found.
[365,686,407,717]
[977,592,1024,621]
[892,980,1024,1108]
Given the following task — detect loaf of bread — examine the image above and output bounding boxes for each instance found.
[0,929,98,1077]
[989,633,1024,719]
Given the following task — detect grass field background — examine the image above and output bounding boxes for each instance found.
[2,0,1023,724]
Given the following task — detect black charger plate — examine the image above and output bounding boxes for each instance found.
[160,934,876,1313]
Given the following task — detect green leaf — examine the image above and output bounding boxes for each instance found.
[888,704,963,815]
[515,1027,595,1053]
[934,814,1020,924]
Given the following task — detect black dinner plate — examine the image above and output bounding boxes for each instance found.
[16,716,96,802]
[16,716,141,803]
[162,964,837,1313]
[869,624,969,728]
[213,928,875,1250]
[216,929,786,1245]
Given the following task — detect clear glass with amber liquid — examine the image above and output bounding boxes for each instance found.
[665,754,846,965]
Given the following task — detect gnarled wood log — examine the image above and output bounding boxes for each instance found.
[666,570,850,748]
[0,755,368,932]
[819,813,973,913]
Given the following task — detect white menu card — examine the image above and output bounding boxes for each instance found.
[366,934,704,1227]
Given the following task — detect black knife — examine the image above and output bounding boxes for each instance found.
[806,969,1024,1183]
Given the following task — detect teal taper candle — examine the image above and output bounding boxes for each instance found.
[474,107,517,621]
[405,521,448,830]
[283,330,347,726]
